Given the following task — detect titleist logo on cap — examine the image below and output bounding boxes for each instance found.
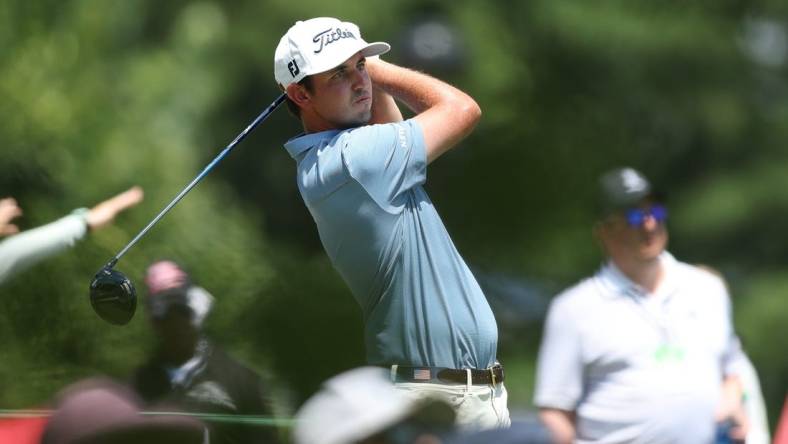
[313,27,357,54]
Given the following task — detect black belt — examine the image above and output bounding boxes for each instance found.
[390,364,504,385]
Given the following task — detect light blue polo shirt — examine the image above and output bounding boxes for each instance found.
[284,119,498,369]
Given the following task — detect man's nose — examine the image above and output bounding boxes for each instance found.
[349,68,367,89]
[642,215,659,231]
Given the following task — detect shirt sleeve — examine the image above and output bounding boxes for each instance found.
[340,119,427,213]
[534,296,584,411]
[718,286,747,377]
[0,213,88,285]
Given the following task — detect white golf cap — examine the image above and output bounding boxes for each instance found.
[274,17,390,88]
[293,367,454,444]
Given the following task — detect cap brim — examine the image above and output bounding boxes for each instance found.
[598,190,668,219]
[308,41,391,78]
[361,42,390,58]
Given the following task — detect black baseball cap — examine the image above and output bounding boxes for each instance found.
[597,167,663,215]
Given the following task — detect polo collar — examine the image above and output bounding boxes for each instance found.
[597,251,680,299]
[284,130,343,159]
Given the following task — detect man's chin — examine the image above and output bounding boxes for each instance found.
[637,246,664,262]
[338,112,372,129]
[357,109,372,124]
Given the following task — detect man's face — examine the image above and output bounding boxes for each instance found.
[598,201,669,265]
[151,305,199,361]
[303,52,372,129]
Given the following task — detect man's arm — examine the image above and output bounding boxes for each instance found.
[713,276,750,441]
[368,83,403,125]
[0,187,143,285]
[84,186,144,230]
[716,375,749,442]
[0,214,88,285]
[534,295,584,444]
[539,408,575,444]
[365,58,481,164]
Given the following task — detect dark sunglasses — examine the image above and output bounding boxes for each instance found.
[624,204,668,227]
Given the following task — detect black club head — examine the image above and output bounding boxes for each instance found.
[89,267,137,325]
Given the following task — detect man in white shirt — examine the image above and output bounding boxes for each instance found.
[534,167,748,444]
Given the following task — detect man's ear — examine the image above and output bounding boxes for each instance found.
[286,83,311,109]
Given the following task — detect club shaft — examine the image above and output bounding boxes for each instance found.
[109,93,287,266]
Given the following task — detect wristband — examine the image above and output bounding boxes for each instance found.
[70,207,90,229]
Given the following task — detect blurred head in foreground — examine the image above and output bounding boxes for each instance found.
[41,377,205,444]
[295,367,456,444]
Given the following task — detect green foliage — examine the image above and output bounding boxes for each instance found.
[1,0,787,430]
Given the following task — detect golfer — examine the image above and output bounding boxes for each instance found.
[274,17,508,429]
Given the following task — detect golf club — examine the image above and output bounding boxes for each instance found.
[90,93,287,325]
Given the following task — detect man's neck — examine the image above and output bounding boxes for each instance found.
[158,341,199,366]
[612,255,664,294]
[301,109,337,133]
[301,111,367,134]
[303,120,332,134]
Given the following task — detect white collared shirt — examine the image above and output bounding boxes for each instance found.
[534,252,745,444]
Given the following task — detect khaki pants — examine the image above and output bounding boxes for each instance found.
[393,378,510,431]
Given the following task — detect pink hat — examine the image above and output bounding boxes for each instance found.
[144,261,214,327]
[144,260,190,295]
[41,378,205,444]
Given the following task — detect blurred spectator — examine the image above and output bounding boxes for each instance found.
[294,366,456,444]
[41,377,205,444]
[0,187,143,285]
[534,167,749,443]
[131,260,278,444]
[697,264,771,444]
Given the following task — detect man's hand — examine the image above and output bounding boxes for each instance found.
[86,186,144,230]
[364,57,481,164]
[539,408,575,444]
[715,376,749,442]
[0,197,23,236]
[367,58,404,125]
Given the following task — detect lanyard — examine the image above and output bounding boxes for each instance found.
[625,287,673,341]
[624,285,686,364]
[597,260,687,364]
